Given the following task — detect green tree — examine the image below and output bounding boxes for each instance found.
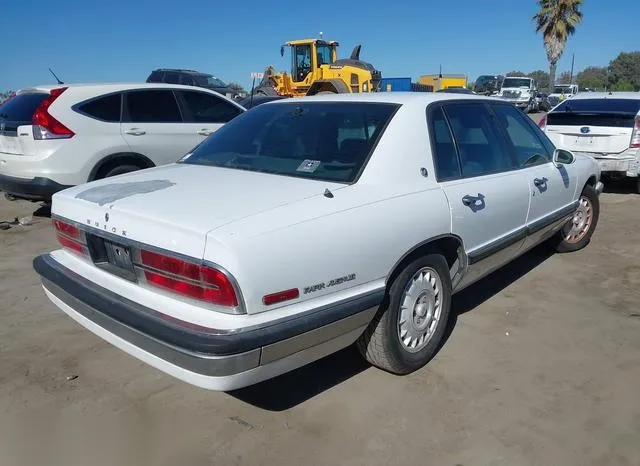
[506,70,526,77]
[556,71,572,84]
[608,51,640,91]
[576,66,607,90]
[228,82,247,94]
[612,80,635,92]
[533,0,583,90]
[527,70,550,92]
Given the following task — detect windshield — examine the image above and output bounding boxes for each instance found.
[553,98,640,115]
[553,86,572,93]
[181,102,399,183]
[195,75,228,88]
[502,78,531,88]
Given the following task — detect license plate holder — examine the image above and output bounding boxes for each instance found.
[87,234,137,281]
[104,240,134,273]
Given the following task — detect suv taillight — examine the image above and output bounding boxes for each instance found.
[53,219,87,256]
[630,116,640,149]
[32,87,74,140]
[139,249,239,308]
[538,114,547,131]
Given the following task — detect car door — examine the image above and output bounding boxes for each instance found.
[175,89,244,147]
[429,102,530,291]
[491,103,578,250]
[121,89,194,166]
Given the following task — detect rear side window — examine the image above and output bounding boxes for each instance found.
[429,106,460,180]
[163,72,180,84]
[0,93,47,124]
[124,90,182,123]
[491,104,551,168]
[77,93,121,122]
[180,75,196,86]
[443,103,513,178]
[178,90,242,123]
[182,102,399,183]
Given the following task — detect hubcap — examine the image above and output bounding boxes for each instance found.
[397,267,443,353]
[564,196,593,244]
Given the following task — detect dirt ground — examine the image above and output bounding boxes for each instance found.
[1,181,639,466]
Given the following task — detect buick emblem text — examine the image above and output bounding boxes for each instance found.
[87,218,126,237]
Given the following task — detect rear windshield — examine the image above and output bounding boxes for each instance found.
[0,92,47,123]
[553,98,640,115]
[181,102,399,183]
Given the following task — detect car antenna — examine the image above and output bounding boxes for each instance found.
[49,68,64,85]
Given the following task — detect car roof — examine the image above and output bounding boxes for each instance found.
[264,92,496,105]
[17,82,225,93]
[569,91,640,101]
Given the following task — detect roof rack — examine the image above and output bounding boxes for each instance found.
[153,68,203,74]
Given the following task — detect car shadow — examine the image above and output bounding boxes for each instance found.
[602,178,637,195]
[228,244,554,411]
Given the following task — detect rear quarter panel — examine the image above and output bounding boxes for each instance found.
[206,101,453,315]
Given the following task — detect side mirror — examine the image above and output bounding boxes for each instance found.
[553,149,575,167]
[280,46,285,57]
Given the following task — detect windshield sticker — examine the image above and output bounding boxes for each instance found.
[297,159,321,173]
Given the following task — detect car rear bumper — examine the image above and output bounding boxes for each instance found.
[0,174,73,201]
[33,254,382,391]
[591,156,639,177]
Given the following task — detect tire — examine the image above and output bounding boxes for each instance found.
[99,164,141,179]
[357,254,452,374]
[316,90,337,95]
[554,184,600,253]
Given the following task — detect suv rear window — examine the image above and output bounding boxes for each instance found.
[182,102,399,183]
[77,93,122,122]
[0,93,48,133]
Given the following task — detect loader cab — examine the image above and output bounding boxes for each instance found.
[282,40,339,83]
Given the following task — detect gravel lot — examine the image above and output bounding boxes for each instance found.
[1,156,640,464]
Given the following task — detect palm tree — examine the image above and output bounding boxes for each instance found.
[533,0,583,88]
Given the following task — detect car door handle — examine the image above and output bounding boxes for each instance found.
[462,193,484,207]
[534,177,548,187]
[197,129,214,136]
[124,128,146,136]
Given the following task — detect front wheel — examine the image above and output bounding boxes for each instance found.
[357,254,452,374]
[554,184,600,253]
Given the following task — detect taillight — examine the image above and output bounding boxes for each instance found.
[53,218,87,256]
[630,117,640,149]
[538,114,547,131]
[32,87,74,140]
[263,288,299,306]
[139,250,239,308]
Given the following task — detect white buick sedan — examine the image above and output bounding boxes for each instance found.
[34,93,603,391]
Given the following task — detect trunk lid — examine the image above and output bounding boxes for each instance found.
[52,164,345,258]
[546,113,635,155]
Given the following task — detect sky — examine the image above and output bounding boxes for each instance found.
[1,0,638,92]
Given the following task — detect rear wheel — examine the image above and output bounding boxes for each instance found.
[357,254,452,374]
[98,164,142,180]
[554,185,600,253]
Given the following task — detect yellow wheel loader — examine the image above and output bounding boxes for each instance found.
[253,39,382,97]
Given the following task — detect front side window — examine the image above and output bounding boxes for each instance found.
[179,90,242,123]
[443,103,513,177]
[163,73,180,84]
[182,102,399,183]
[124,90,181,123]
[293,45,312,82]
[491,103,551,168]
[78,93,121,122]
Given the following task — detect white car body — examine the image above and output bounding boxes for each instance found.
[497,76,538,111]
[34,93,602,391]
[0,83,244,200]
[541,92,640,190]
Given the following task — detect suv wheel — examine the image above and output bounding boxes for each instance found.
[357,254,452,374]
[99,164,142,179]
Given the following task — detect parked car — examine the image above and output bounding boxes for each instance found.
[237,94,287,109]
[539,92,640,192]
[548,84,579,106]
[535,92,553,112]
[33,93,602,391]
[436,87,475,94]
[473,74,504,96]
[496,76,538,113]
[146,69,237,99]
[0,83,245,201]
